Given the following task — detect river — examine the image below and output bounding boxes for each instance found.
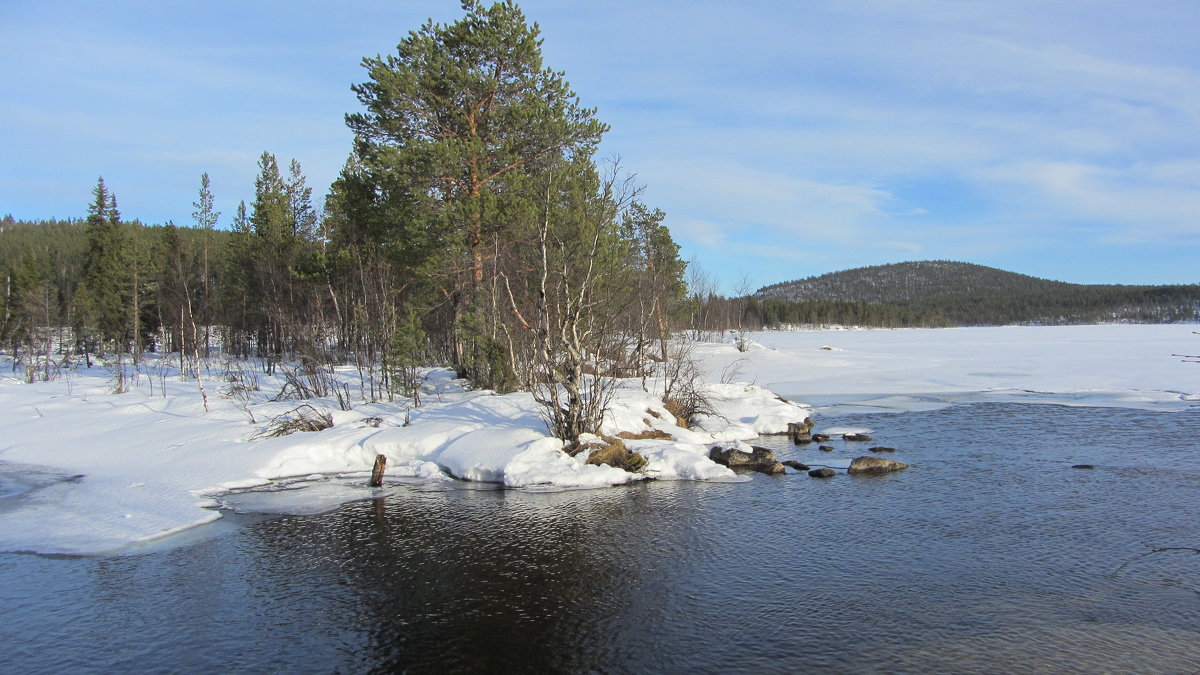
[2,402,1199,673]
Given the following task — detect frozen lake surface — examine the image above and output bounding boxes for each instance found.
[3,402,1199,673]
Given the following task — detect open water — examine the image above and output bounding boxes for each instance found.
[2,402,1199,673]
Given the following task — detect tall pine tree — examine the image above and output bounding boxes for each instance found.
[192,172,220,357]
[79,177,128,351]
[346,0,609,379]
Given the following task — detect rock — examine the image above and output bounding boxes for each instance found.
[708,445,745,466]
[782,460,810,471]
[868,446,896,453]
[1071,464,1096,470]
[808,467,836,478]
[843,433,873,442]
[847,456,909,475]
[789,419,815,445]
[819,445,835,452]
[709,445,785,474]
[811,433,830,442]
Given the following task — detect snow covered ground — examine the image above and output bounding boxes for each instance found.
[709,324,1199,414]
[1,324,1196,555]
[0,350,805,555]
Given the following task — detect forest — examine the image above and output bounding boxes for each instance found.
[0,1,691,442]
[754,260,1200,327]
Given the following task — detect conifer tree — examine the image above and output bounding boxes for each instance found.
[79,177,128,350]
[192,172,220,357]
[286,159,316,242]
[242,152,323,370]
[3,249,40,369]
[333,1,691,437]
[346,0,609,380]
[219,200,255,357]
[249,153,291,368]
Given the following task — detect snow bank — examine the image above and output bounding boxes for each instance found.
[0,358,807,554]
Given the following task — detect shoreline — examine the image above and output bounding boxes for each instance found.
[1,324,1196,556]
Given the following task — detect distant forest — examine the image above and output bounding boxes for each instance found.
[753,260,1200,327]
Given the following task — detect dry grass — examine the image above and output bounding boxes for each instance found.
[251,404,334,439]
[616,429,674,441]
[574,435,647,472]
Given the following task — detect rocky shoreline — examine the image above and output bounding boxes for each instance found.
[703,416,910,479]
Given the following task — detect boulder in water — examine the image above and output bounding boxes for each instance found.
[709,445,785,474]
[847,456,908,475]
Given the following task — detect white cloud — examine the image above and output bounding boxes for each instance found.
[978,160,1200,240]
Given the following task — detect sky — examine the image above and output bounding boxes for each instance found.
[3,1,1200,291]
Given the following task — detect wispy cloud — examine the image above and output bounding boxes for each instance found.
[978,160,1200,241]
[3,0,1199,284]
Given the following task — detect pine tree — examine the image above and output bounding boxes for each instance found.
[625,202,686,363]
[335,2,689,437]
[79,177,129,350]
[192,172,220,357]
[286,159,316,242]
[249,153,291,368]
[243,152,323,371]
[252,152,290,247]
[219,200,255,357]
[346,0,609,379]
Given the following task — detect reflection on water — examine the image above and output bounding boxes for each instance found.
[2,403,1199,673]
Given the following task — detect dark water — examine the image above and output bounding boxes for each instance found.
[3,403,1200,674]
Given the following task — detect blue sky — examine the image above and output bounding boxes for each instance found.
[3,1,1199,291]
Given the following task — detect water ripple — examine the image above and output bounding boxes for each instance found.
[1,403,1199,673]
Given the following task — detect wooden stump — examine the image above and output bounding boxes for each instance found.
[369,454,387,487]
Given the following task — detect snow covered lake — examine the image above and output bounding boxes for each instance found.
[713,323,1199,414]
[1,324,1198,671]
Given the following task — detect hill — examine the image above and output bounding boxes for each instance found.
[752,261,1200,326]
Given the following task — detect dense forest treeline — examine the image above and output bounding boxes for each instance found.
[754,261,1200,327]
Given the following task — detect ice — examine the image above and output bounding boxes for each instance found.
[695,324,1199,414]
[821,426,873,437]
[220,481,378,516]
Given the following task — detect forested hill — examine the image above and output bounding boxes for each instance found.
[753,261,1200,326]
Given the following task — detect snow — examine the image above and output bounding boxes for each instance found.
[698,324,1199,415]
[0,324,1196,555]
[820,426,873,437]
